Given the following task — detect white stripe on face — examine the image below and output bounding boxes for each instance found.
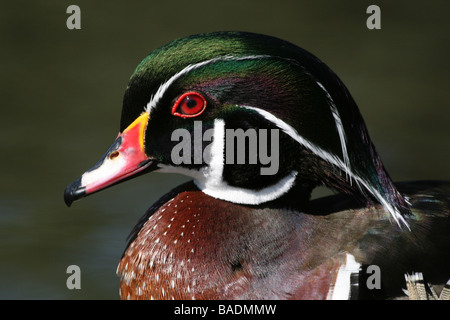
[145,55,272,113]
[315,81,350,180]
[242,105,409,229]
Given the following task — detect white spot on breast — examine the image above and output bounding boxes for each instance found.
[327,253,361,300]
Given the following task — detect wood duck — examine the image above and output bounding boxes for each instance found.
[64,32,450,300]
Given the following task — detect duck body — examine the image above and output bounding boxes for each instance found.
[118,180,449,300]
[64,32,449,299]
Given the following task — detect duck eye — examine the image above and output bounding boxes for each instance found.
[172,92,207,118]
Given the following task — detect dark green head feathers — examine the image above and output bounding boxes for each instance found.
[118,32,410,227]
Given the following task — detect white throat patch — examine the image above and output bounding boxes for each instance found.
[195,119,298,205]
[157,119,299,205]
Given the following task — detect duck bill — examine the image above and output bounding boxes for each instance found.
[64,112,155,207]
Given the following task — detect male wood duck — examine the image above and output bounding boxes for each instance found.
[64,31,450,300]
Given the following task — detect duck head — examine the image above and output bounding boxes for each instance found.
[64,32,410,228]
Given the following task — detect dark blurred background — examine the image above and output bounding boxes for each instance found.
[0,1,448,299]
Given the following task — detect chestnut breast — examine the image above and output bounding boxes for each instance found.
[116,183,357,300]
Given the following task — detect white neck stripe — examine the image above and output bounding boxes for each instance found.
[157,119,299,205]
[196,118,299,204]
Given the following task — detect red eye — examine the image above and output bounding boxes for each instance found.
[172,92,207,118]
